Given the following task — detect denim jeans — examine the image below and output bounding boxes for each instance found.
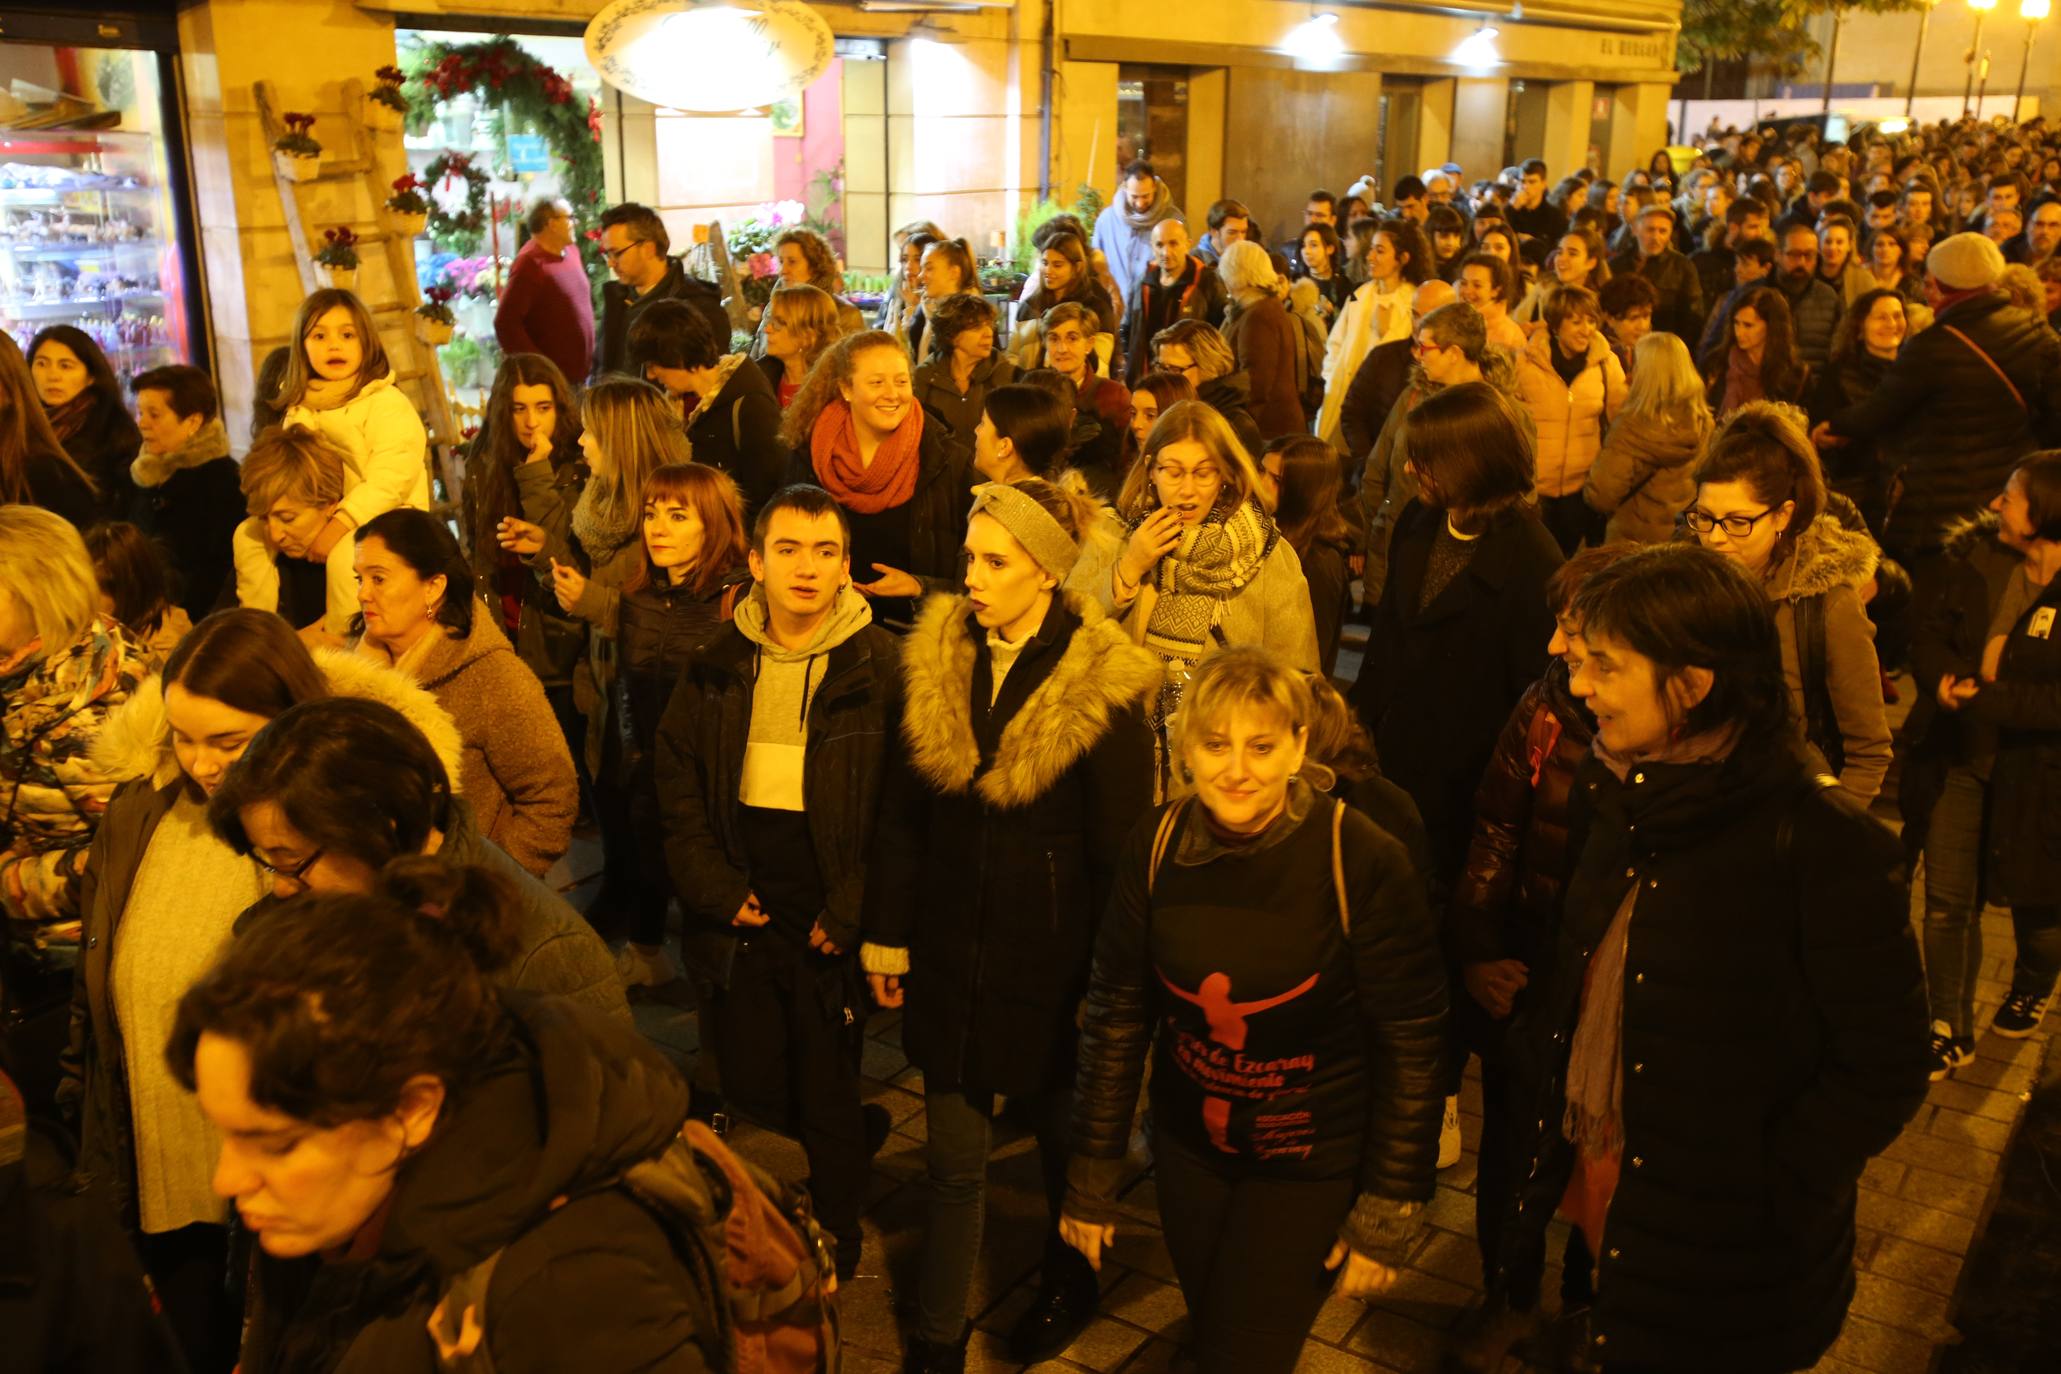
[1921,766,1988,1038]
[915,1082,1072,1344]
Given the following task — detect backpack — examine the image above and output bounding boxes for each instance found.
[427,1120,840,1373]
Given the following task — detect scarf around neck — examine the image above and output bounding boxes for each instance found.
[685,353,749,428]
[45,390,95,441]
[570,479,638,560]
[132,417,232,488]
[1139,497,1279,728]
[1722,342,1765,412]
[809,397,923,515]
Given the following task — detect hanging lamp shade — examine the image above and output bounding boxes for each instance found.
[585,0,835,114]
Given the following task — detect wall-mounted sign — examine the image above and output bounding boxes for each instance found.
[505,135,550,173]
[585,0,835,115]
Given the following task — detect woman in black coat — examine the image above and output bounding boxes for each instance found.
[628,298,787,516]
[127,365,244,619]
[867,479,1156,1370]
[1350,382,1564,890]
[1500,543,1930,1374]
[30,324,140,524]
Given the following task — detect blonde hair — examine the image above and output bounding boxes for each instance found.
[240,425,350,516]
[767,282,845,372]
[1172,645,1313,756]
[1117,399,1269,522]
[580,378,693,534]
[0,504,100,652]
[780,330,910,451]
[1618,332,1711,434]
[278,288,392,409]
[1150,319,1236,381]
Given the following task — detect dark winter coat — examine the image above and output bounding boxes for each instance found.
[1222,294,1308,440]
[234,995,718,1374]
[1899,515,2023,855]
[1121,254,1227,383]
[480,447,589,692]
[1196,371,1267,462]
[1826,290,2061,557]
[685,357,787,517]
[1300,533,1352,677]
[609,569,749,791]
[654,611,901,954]
[127,418,243,618]
[1351,501,1563,886]
[1965,570,2061,906]
[594,255,730,381]
[1608,246,1704,340]
[1501,743,1930,1374]
[23,447,98,529]
[912,349,1018,458]
[1807,348,1893,521]
[1337,337,1414,471]
[869,592,1156,1098]
[54,391,142,526]
[1777,273,1845,367]
[1448,660,1594,978]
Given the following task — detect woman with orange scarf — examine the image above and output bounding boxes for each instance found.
[781,330,972,630]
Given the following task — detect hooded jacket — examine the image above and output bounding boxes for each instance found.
[655,586,901,957]
[234,995,715,1374]
[128,417,243,618]
[62,650,467,1231]
[1090,179,1184,305]
[1121,253,1227,383]
[867,591,1156,1098]
[1517,328,1630,498]
[1826,290,2061,557]
[1582,407,1714,544]
[1763,515,1892,803]
[1502,744,1928,1374]
[356,611,578,877]
[282,372,431,531]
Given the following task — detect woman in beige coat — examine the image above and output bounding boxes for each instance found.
[1583,332,1714,544]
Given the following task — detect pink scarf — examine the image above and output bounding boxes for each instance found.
[809,398,923,515]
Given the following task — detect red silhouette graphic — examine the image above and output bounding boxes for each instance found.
[1158,969,1320,1150]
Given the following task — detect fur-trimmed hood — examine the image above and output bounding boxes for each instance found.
[1940,510,2007,560]
[900,589,1158,809]
[91,646,467,792]
[1768,512,1882,602]
[129,417,232,489]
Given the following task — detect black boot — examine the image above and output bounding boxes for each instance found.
[901,1325,970,1374]
[1003,1243,1099,1363]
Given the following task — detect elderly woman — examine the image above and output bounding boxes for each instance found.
[1217,240,1307,441]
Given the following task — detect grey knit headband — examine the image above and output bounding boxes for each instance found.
[968,481,1079,581]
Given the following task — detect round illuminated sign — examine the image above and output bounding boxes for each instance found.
[586,0,835,114]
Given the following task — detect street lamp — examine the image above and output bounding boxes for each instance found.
[1966,0,1997,116]
[2016,0,2050,120]
[1908,0,1941,115]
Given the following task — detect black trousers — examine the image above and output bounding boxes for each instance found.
[706,931,869,1244]
[1153,1129,1358,1374]
[138,1222,238,1374]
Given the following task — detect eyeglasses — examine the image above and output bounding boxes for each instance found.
[1683,507,1778,539]
[1411,337,1446,358]
[601,239,646,265]
[253,846,325,890]
[1154,463,1222,490]
[1158,358,1201,378]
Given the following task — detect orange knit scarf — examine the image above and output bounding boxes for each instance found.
[809,398,923,514]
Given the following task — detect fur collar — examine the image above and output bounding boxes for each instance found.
[901,589,1158,809]
[1769,513,1881,601]
[91,647,467,793]
[130,418,231,488]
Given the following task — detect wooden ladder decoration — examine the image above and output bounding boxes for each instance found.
[253,77,463,513]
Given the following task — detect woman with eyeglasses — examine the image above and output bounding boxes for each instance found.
[207,694,625,1016]
[61,608,461,1372]
[1687,402,1891,804]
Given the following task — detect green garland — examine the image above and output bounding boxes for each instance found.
[420,150,490,245]
[402,36,607,292]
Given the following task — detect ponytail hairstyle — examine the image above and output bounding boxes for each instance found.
[1004,474,1101,548]
[1690,399,1825,562]
[981,383,1074,478]
[920,237,979,299]
[164,856,522,1128]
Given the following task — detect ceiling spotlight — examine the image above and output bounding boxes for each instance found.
[1454,24,1502,68]
[1284,10,1346,64]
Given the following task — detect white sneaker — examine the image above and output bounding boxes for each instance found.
[1438,1093,1463,1169]
[614,941,678,989]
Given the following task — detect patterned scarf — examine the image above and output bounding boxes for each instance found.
[1138,496,1279,727]
[810,397,923,514]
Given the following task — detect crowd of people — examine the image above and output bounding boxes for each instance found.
[4,107,2061,1374]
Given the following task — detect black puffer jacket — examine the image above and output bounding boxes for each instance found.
[1966,570,2061,906]
[1826,290,2061,557]
[868,592,1156,1098]
[235,995,720,1374]
[1068,787,1448,1256]
[654,604,901,953]
[609,568,749,790]
[1501,744,1930,1374]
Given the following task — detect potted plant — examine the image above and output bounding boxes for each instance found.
[416,284,456,345]
[273,112,321,182]
[365,65,408,132]
[314,226,360,290]
[384,174,430,238]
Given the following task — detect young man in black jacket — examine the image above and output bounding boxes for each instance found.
[655,484,902,1280]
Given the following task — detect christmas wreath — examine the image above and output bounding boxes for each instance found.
[402,36,605,290]
[421,150,491,244]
